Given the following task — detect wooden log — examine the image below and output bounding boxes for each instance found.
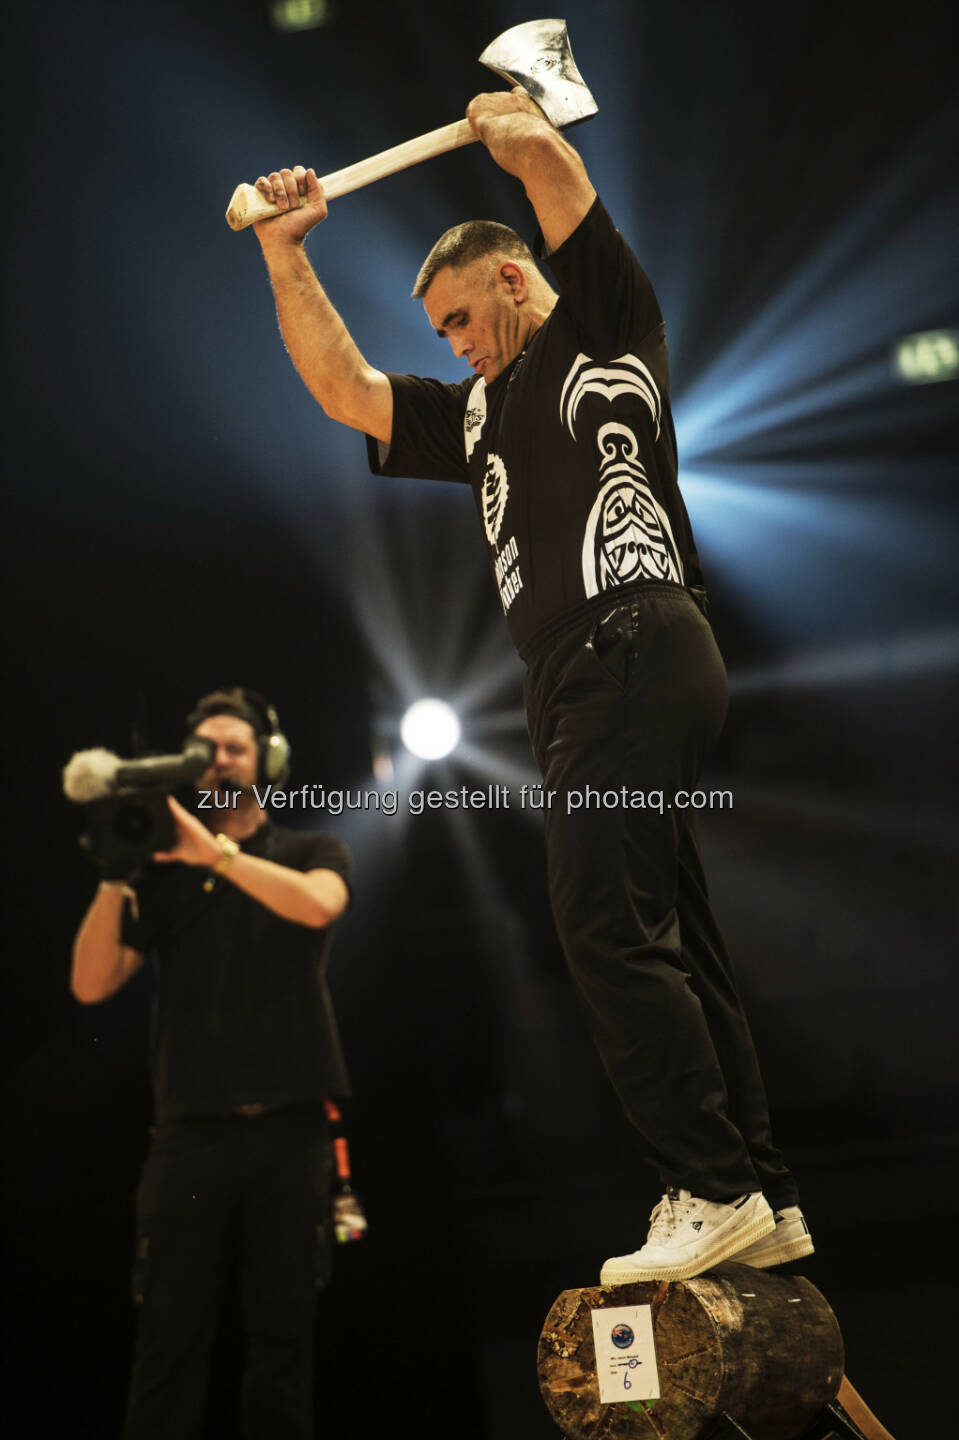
[537,1261,844,1440]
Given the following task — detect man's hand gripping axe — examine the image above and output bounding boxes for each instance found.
[225,18,598,231]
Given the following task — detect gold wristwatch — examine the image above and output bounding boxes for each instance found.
[212,833,241,874]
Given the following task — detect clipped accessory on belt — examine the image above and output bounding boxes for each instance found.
[324,1100,369,1244]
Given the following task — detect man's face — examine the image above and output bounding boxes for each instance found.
[193,714,259,795]
[423,260,524,383]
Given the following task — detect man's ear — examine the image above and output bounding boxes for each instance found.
[498,261,529,303]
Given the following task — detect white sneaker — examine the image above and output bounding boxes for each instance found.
[600,1188,775,1284]
[733,1205,814,1268]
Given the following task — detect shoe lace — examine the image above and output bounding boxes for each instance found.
[646,1190,697,1244]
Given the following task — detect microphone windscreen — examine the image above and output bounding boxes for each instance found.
[62,748,121,803]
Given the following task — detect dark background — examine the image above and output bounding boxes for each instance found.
[3,1,957,1435]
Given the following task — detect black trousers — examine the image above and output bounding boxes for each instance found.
[123,1106,332,1440]
[523,583,799,1208]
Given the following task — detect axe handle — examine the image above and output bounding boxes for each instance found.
[226,118,477,231]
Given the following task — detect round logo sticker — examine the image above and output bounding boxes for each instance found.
[610,1323,634,1349]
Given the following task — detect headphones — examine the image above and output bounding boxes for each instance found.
[185,687,292,786]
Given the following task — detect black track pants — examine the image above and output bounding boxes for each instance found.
[123,1107,332,1440]
[523,584,799,1208]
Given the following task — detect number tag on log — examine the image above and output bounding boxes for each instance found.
[590,1304,660,1404]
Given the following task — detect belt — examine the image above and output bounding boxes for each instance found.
[517,581,708,664]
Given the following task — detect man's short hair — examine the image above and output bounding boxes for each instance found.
[412,221,537,299]
[186,687,266,738]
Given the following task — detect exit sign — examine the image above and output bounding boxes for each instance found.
[893,329,959,384]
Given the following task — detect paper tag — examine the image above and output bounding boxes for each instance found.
[591,1303,660,1405]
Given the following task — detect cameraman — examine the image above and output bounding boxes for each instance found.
[71,688,353,1440]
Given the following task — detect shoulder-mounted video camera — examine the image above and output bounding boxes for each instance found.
[62,737,215,878]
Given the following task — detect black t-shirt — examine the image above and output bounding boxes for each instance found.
[122,824,353,1123]
[367,196,705,656]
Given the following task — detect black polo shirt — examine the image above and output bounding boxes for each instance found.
[122,824,353,1123]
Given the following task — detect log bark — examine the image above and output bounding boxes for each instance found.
[537,1261,844,1440]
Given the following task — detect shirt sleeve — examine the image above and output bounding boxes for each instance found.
[539,196,664,363]
[366,372,472,484]
[120,866,172,953]
[294,832,355,901]
[121,899,151,954]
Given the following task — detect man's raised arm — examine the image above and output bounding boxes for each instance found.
[72,885,145,1004]
[464,91,597,253]
[252,166,393,443]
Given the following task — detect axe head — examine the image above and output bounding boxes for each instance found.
[479,18,598,130]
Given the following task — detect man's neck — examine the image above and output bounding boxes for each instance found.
[215,797,268,842]
[523,287,558,342]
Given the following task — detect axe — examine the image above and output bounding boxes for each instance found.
[225,18,598,231]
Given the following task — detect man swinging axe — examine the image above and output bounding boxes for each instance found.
[230,18,813,1285]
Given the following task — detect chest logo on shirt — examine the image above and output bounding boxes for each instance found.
[582,424,683,596]
[464,377,487,461]
[482,452,510,547]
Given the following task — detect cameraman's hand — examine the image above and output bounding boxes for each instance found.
[82,839,139,884]
[153,796,221,868]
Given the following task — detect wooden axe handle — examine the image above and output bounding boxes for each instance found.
[837,1376,896,1440]
[225,117,477,231]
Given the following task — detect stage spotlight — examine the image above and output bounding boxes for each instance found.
[400,700,461,760]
